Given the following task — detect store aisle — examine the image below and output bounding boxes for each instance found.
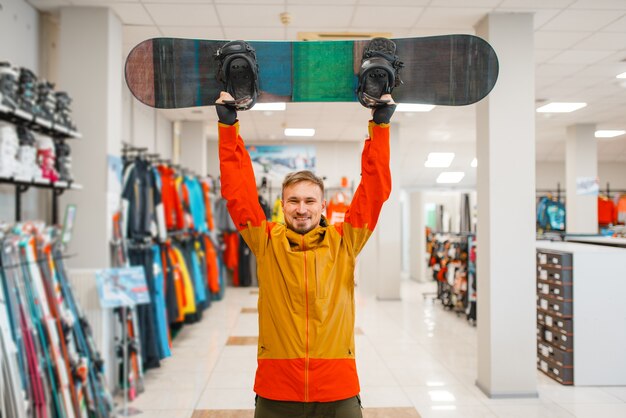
[126,280,626,418]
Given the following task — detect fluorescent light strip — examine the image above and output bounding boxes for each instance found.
[617,72,626,79]
[536,102,587,113]
[396,103,435,112]
[436,172,465,184]
[471,158,477,168]
[595,130,625,138]
[424,152,455,168]
[252,102,286,111]
[284,128,315,137]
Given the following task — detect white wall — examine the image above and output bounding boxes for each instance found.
[0,0,39,70]
[537,162,626,191]
[0,0,43,222]
[122,86,173,158]
[206,137,362,192]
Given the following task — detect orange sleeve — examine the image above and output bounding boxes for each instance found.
[344,121,392,230]
[218,122,266,230]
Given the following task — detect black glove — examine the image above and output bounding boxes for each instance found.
[216,103,237,125]
[372,104,396,124]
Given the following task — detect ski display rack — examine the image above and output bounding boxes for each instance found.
[0,101,82,224]
[0,223,116,417]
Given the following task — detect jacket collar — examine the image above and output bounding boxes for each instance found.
[284,215,329,250]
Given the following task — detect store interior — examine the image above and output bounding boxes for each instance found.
[1,0,626,417]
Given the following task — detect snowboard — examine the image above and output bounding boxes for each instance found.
[125,35,499,109]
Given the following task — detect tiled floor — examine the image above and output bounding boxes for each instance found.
[124,280,626,418]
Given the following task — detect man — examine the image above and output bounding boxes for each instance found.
[216,36,398,418]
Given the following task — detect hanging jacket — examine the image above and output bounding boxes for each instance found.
[158,165,185,231]
[122,158,165,240]
[219,121,391,403]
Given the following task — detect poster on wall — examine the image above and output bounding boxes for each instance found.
[576,176,599,196]
[246,145,316,189]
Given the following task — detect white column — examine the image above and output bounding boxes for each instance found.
[376,124,402,300]
[409,191,428,282]
[475,13,537,398]
[566,124,598,233]
[178,121,207,174]
[58,7,122,269]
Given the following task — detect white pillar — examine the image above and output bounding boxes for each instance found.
[58,7,122,269]
[566,124,598,233]
[376,124,402,300]
[475,13,537,398]
[178,121,207,174]
[409,191,428,282]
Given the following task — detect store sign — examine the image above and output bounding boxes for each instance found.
[95,267,151,308]
[576,177,599,196]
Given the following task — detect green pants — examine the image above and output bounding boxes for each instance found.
[254,395,363,418]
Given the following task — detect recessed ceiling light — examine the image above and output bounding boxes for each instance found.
[396,103,435,112]
[536,102,587,113]
[424,152,455,168]
[252,103,286,111]
[616,72,626,79]
[284,128,315,137]
[471,158,477,168]
[595,130,625,138]
[436,172,465,184]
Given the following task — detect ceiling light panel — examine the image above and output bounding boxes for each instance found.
[252,103,286,111]
[436,172,465,184]
[425,152,455,168]
[285,128,315,137]
[397,104,436,112]
[536,102,587,113]
[595,130,625,138]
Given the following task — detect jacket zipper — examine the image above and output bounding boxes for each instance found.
[302,236,309,402]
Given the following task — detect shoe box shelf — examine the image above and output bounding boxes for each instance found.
[0,100,81,140]
[0,101,82,223]
[536,241,626,385]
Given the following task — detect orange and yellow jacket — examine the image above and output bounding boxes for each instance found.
[218,120,391,403]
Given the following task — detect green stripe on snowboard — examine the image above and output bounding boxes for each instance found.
[293,41,355,102]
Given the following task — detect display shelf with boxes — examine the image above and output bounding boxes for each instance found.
[536,241,626,386]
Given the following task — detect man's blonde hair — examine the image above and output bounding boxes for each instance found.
[282,170,324,197]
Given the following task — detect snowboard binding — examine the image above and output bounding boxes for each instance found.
[356,37,404,108]
[215,40,259,111]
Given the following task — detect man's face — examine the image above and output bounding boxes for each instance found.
[282,181,326,235]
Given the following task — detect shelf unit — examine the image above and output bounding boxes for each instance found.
[536,240,626,386]
[0,98,81,223]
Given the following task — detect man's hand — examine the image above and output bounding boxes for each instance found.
[371,94,396,124]
[216,91,237,125]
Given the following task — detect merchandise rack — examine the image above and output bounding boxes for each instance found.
[0,100,82,140]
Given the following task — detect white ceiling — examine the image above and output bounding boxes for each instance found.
[27,0,626,188]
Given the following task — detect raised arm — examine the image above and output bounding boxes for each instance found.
[342,100,395,254]
[216,94,267,252]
